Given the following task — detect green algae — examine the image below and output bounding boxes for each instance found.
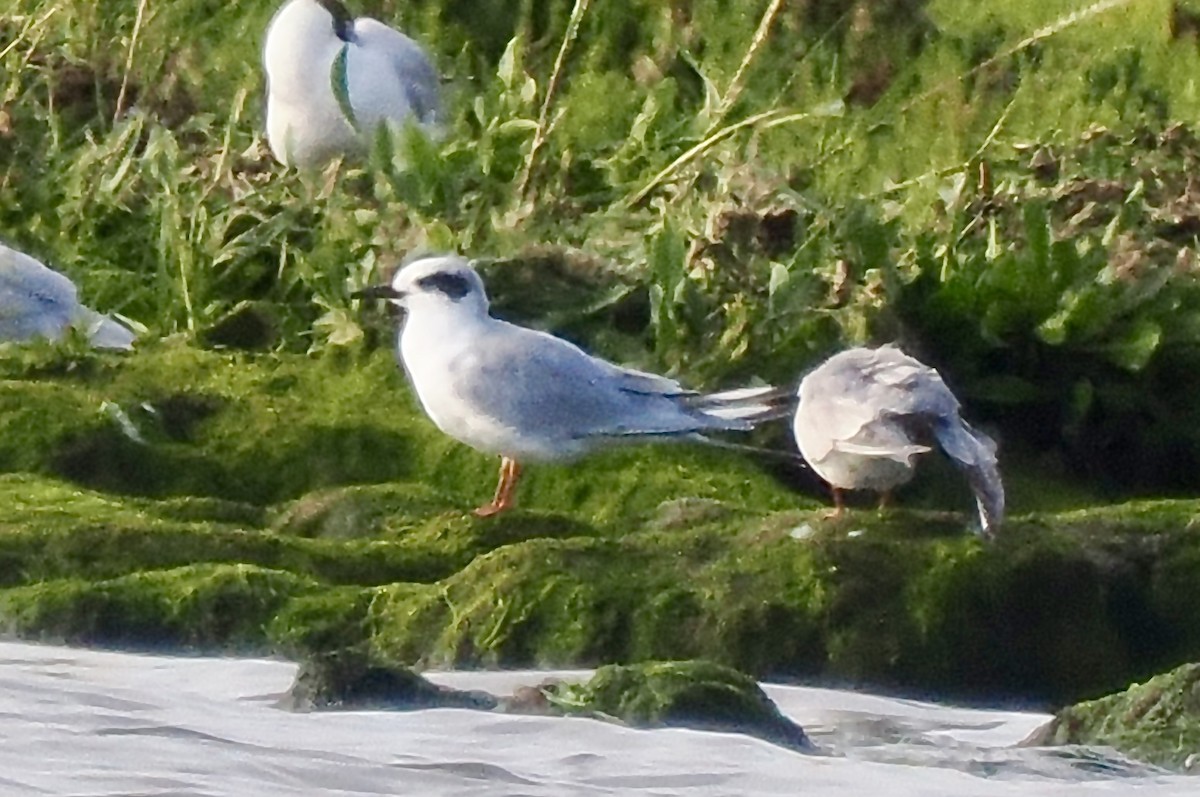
[0,563,315,650]
[2,346,1200,703]
[551,659,812,752]
[0,475,589,588]
[1029,662,1200,772]
[3,457,1200,702]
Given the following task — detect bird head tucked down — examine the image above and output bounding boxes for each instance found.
[315,0,355,41]
[354,254,489,320]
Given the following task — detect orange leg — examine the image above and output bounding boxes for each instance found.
[821,486,846,520]
[474,457,523,517]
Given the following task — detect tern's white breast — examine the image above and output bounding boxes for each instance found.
[399,316,584,462]
[263,1,356,166]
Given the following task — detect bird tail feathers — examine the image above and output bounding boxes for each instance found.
[75,308,136,351]
[688,384,794,429]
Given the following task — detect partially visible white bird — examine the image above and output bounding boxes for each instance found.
[0,242,136,350]
[792,345,1004,537]
[355,254,791,516]
[262,0,441,168]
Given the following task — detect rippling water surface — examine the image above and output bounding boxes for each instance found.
[0,641,1191,796]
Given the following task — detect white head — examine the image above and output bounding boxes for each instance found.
[355,253,489,319]
[264,0,354,78]
[268,0,354,40]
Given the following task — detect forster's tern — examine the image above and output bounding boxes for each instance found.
[356,254,791,516]
[263,0,441,168]
[0,242,136,350]
[792,345,1004,536]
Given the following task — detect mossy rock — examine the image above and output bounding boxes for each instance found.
[550,660,813,752]
[283,648,496,712]
[3,474,1200,703]
[3,348,1200,702]
[0,563,315,650]
[198,300,280,351]
[0,474,591,589]
[351,514,1200,703]
[1026,662,1200,772]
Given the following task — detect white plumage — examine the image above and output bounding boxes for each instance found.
[0,242,136,350]
[792,345,1004,537]
[262,0,441,168]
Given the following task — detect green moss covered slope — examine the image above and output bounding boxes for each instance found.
[2,347,1199,705]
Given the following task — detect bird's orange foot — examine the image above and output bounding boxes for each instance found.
[472,500,511,518]
[820,487,846,520]
[474,457,522,518]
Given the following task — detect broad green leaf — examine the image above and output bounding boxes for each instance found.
[497,37,522,89]
[495,119,539,136]
[768,262,790,297]
[1100,318,1162,371]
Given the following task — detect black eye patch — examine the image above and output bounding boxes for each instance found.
[416,271,472,300]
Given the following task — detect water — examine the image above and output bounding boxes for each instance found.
[0,641,1191,796]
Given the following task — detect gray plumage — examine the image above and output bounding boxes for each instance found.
[0,242,135,350]
[792,345,1004,537]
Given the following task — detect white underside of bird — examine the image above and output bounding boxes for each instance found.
[793,345,1004,536]
[0,242,136,350]
[262,0,441,168]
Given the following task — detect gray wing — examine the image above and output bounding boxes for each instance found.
[874,349,1004,534]
[450,324,711,442]
[932,417,1005,537]
[353,20,441,125]
[845,345,961,419]
[0,243,135,349]
[0,243,78,342]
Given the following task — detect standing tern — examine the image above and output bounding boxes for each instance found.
[355,254,791,516]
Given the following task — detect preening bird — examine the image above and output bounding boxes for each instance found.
[355,254,791,516]
[262,0,441,168]
[791,345,1004,537]
[0,242,136,350]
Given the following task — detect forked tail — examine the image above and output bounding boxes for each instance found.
[688,384,796,429]
[75,307,136,351]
